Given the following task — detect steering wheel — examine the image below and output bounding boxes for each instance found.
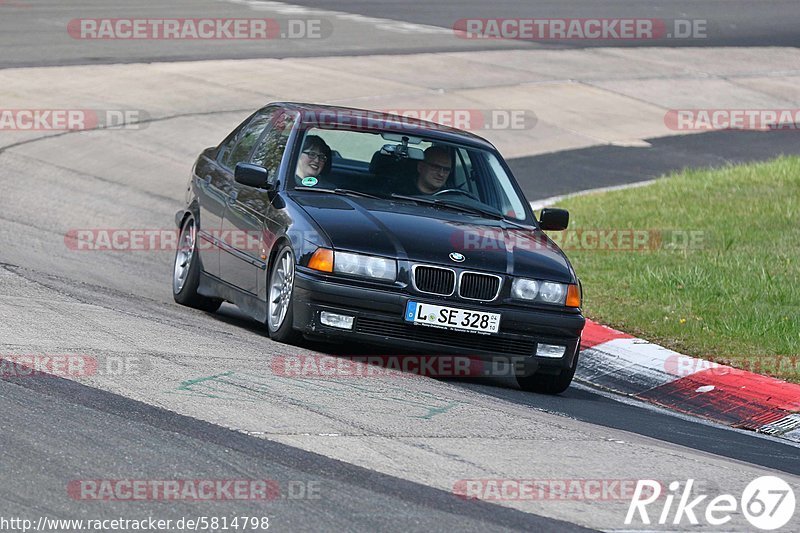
[433,188,479,201]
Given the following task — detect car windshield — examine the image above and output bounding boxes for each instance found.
[290,127,532,223]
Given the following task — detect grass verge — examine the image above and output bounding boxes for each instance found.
[551,156,800,382]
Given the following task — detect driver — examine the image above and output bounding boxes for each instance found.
[401,145,452,195]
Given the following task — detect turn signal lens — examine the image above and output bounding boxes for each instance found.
[308,248,334,273]
[566,284,582,308]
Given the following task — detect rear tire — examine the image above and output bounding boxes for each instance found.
[172,216,222,313]
[266,244,301,344]
[516,351,579,394]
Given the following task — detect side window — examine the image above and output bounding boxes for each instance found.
[217,123,245,167]
[219,110,275,170]
[486,153,527,220]
[251,112,296,182]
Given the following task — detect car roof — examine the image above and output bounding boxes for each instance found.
[270,102,498,151]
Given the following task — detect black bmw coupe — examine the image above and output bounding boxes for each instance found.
[173,102,585,393]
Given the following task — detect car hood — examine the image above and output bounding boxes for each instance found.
[292,193,575,283]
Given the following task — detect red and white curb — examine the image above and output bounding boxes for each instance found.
[577,320,800,443]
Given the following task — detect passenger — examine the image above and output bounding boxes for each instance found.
[295,135,333,188]
[400,145,452,195]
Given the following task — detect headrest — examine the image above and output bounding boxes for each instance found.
[369,152,421,180]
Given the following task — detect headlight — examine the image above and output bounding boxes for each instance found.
[511,278,539,300]
[538,281,566,304]
[335,252,361,274]
[512,278,575,306]
[334,251,396,282]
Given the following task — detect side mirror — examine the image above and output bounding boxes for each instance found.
[234,163,273,190]
[539,208,569,231]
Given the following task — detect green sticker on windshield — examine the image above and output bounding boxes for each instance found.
[301,177,318,187]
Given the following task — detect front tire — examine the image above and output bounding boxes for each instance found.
[172,216,222,312]
[516,351,579,394]
[266,245,300,344]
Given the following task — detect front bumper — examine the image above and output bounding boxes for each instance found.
[293,271,585,377]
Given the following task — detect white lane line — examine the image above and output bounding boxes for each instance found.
[529,178,660,210]
[221,0,452,34]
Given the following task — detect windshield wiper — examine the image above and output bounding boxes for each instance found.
[390,193,438,206]
[392,193,499,218]
[391,193,487,217]
[334,188,382,199]
[440,200,505,220]
[390,194,532,229]
[391,194,496,218]
[298,188,382,200]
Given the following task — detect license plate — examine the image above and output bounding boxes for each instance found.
[404,301,500,334]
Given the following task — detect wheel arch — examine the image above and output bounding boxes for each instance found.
[266,235,293,275]
[259,235,293,303]
[176,201,201,230]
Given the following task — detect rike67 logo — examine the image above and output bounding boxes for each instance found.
[626,476,796,530]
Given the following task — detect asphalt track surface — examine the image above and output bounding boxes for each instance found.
[288,0,800,47]
[0,366,588,532]
[1,262,798,532]
[509,129,800,200]
[2,0,800,68]
[1,2,800,532]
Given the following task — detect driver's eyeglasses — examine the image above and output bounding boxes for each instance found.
[303,151,328,162]
[426,162,451,174]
